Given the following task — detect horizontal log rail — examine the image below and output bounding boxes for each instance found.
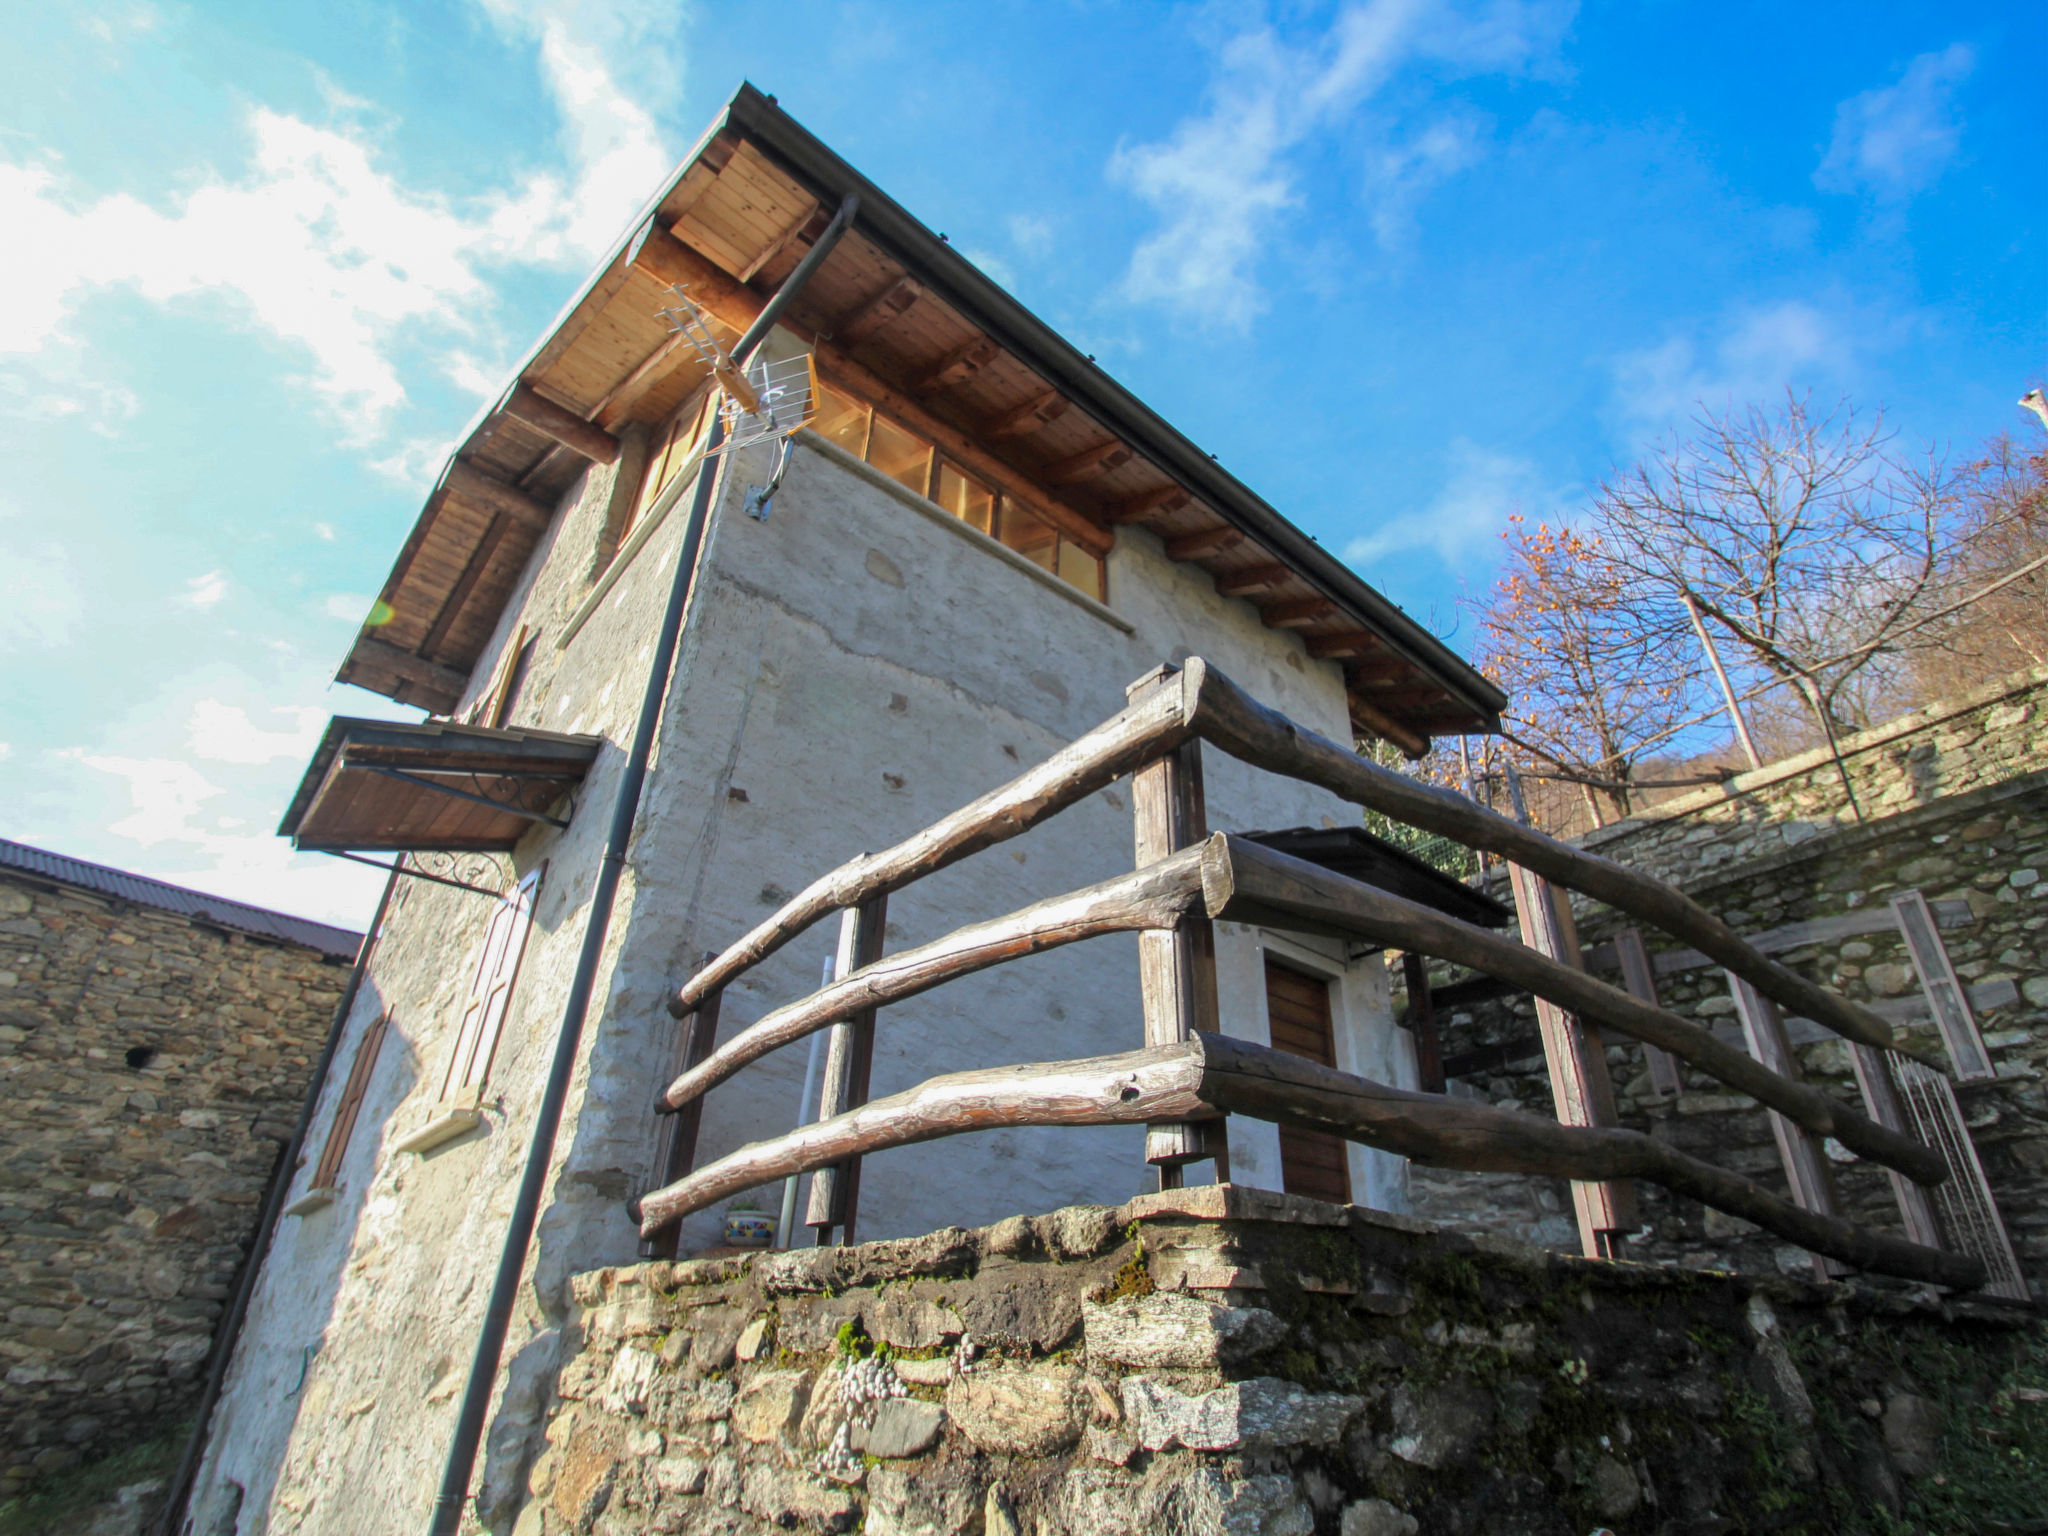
[634,1035,1983,1291]
[1204,835,1947,1187]
[660,847,1209,1110]
[1179,659,1921,1062]
[669,676,1199,1015]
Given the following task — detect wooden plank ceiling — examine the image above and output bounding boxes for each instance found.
[338,119,1495,753]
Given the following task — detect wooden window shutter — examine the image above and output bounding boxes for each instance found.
[311,1011,390,1191]
[442,868,542,1103]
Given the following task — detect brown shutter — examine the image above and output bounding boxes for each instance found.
[311,1011,390,1191]
[1264,959,1352,1205]
[442,868,541,1102]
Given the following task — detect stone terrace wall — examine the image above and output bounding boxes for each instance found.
[1414,738,2048,1297]
[1577,663,2048,889]
[0,871,350,1495]
[506,1186,2043,1536]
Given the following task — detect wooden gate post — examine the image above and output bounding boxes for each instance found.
[1507,865,1639,1258]
[1612,929,1686,1098]
[1889,890,1995,1080]
[807,895,887,1244]
[1127,665,1227,1189]
[642,952,723,1260]
[1724,973,1846,1280]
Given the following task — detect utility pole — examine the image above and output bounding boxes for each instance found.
[1682,592,1763,770]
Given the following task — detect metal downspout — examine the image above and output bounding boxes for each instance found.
[155,860,404,1536]
[427,192,859,1536]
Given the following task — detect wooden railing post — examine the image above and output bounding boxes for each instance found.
[1508,864,1639,1258]
[1127,665,1227,1189]
[1612,929,1685,1098]
[1889,889,1995,1080]
[642,952,722,1259]
[806,895,887,1243]
[1724,973,1845,1280]
[1400,951,1445,1094]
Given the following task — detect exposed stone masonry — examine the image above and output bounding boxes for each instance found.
[514,1186,2044,1535]
[1412,672,2047,1296]
[0,871,350,1493]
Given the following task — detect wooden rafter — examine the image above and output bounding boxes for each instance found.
[445,462,550,532]
[1214,563,1289,598]
[913,336,1000,394]
[1110,485,1191,525]
[1305,630,1381,660]
[988,389,1068,440]
[352,638,470,700]
[1259,597,1335,628]
[503,384,620,465]
[1164,525,1245,562]
[1042,438,1134,485]
[835,275,923,344]
[419,512,512,659]
[736,201,822,284]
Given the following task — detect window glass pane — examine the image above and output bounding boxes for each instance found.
[813,382,870,458]
[867,413,932,494]
[1057,540,1105,602]
[996,500,1058,573]
[935,460,996,534]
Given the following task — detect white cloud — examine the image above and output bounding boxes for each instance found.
[1007,214,1054,258]
[1344,437,1549,568]
[1611,300,1859,435]
[78,753,225,847]
[187,700,327,765]
[182,570,229,609]
[1815,44,1973,201]
[1363,111,1488,248]
[440,348,507,400]
[0,541,83,652]
[0,1,684,446]
[323,592,373,622]
[1109,0,1572,326]
[313,521,337,541]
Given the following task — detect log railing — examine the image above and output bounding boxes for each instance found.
[638,658,1986,1291]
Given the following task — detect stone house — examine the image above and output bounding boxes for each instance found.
[183,86,1504,1533]
[0,838,359,1498]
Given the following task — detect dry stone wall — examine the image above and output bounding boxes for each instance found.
[515,1185,2045,1535]
[1413,674,2048,1297]
[0,871,350,1494]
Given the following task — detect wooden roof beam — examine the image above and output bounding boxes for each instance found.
[1260,596,1336,629]
[835,275,924,345]
[1110,485,1190,525]
[1306,630,1383,660]
[445,462,551,532]
[352,637,471,700]
[1042,438,1134,485]
[736,201,823,284]
[503,384,620,465]
[1214,563,1290,598]
[913,336,1000,394]
[1349,694,1430,759]
[1164,525,1244,561]
[988,389,1068,440]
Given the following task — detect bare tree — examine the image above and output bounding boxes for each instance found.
[1472,515,1706,821]
[1909,431,2048,698]
[1593,394,1966,740]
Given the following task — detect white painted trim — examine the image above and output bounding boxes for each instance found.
[390,1108,484,1156]
[791,434,1136,635]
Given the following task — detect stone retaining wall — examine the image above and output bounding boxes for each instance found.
[508,1186,2043,1536]
[1419,767,2048,1296]
[1577,664,2048,889]
[0,871,350,1494]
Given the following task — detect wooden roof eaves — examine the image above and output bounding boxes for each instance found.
[719,83,1505,735]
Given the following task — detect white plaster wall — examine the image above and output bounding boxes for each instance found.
[195,370,1411,1532]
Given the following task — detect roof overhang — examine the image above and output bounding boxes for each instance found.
[1244,826,1510,930]
[280,718,603,853]
[338,82,1506,750]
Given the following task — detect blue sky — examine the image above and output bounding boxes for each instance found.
[1,1,2040,928]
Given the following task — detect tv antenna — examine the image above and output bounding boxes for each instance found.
[657,285,818,456]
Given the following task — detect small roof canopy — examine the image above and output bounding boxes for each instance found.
[1244,826,1510,930]
[280,718,602,854]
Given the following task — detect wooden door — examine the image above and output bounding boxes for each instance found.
[1264,958,1351,1204]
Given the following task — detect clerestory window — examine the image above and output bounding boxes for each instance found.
[810,381,1107,602]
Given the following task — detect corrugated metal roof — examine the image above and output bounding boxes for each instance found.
[0,838,364,960]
